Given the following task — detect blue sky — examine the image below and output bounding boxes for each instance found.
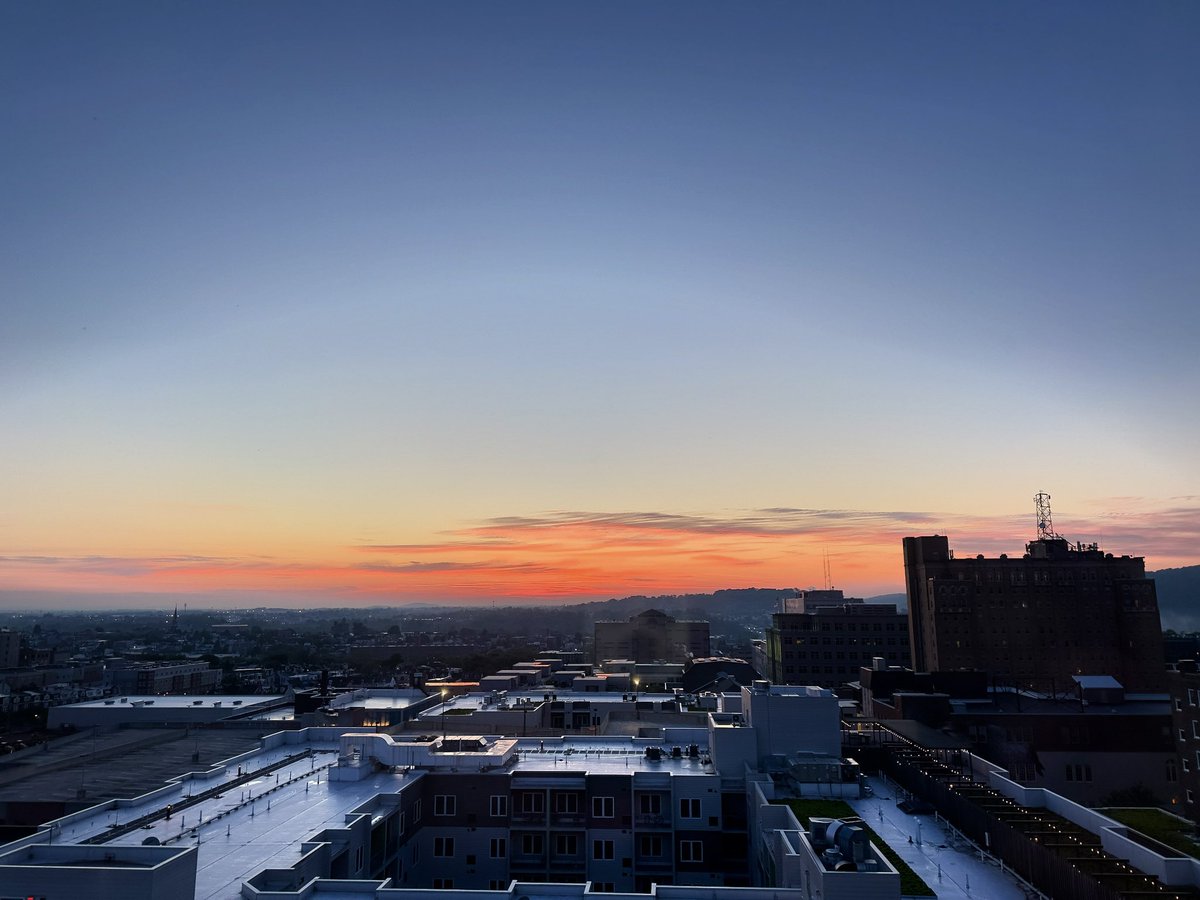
[2,2,1197,606]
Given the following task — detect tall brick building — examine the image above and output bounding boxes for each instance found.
[903,534,1164,692]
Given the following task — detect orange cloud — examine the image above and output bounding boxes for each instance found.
[2,502,1198,606]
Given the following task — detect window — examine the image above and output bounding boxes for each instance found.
[490,881,508,890]
[680,840,704,862]
[1189,688,1197,707]
[592,796,614,818]
[639,835,663,857]
[1193,721,1200,740]
[1168,759,1179,783]
[679,798,700,819]
[555,792,579,813]
[639,794,661,815]
[434,795,456,816]
[522,833,544,854]
[1067,763,1092,783]
[354,846,363,873]
[490,795,508,817]
[434,837,454,858]
[413,799,421,821]
[593,883,615,893]
[1189,790,1196,805]
[1178,698,1185,712]
[593,839,615,860]
[555,834,578,855]
[490,837,507,858]
[1181,729,1188,742]
[521,792,544,814]
[432,878,454,890]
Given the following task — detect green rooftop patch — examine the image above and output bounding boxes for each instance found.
[1100,808,1200,860]
[772,798,937,897]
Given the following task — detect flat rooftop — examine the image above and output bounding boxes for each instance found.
[328,688,425,710]
[419,690,676,716]
[61,694,284,710]
[26,730,716,899]
[44,736,348,900]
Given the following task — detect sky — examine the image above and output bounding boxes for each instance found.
[2,2,1198,609]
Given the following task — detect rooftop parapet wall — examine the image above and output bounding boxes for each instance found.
[334,733,518,776]
[985,768,1200,888]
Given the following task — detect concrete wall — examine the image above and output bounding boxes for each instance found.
[742,686,840,760]
[0,844,198,900]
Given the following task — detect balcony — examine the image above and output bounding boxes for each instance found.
[510,849,548,867]
[635,814,671,829]
[550,812,587,827]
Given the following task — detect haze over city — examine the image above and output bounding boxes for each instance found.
[3,3,1198,609]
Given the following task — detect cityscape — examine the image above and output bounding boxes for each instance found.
[0,503,1198,899]
[3,3,1198,900]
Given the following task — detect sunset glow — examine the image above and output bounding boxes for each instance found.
[2,4,1197,609]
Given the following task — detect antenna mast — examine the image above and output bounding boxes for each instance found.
[1034,491,1058,540]
[823,549,832,591]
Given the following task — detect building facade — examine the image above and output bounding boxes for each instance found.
[0,630,20,670]
[1167,661,1200,822]
[763,591,910,688]
[594,610,710,664]
[861,667,1178,807]
[110,661,222,695]
[903,534,1165,691]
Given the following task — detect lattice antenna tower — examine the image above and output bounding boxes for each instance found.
[823,550,832,591]
[1034,491,1059,540]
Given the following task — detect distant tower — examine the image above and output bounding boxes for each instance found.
[1034,491,1059,541]
[172,604,179,630]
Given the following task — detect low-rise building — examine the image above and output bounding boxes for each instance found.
[594,610,710,665]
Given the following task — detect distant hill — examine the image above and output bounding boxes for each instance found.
[575,588,793,622]
[866,592,907,610]
[1151,565,1200,632]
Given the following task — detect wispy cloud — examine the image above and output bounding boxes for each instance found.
[3,501,1198,605]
